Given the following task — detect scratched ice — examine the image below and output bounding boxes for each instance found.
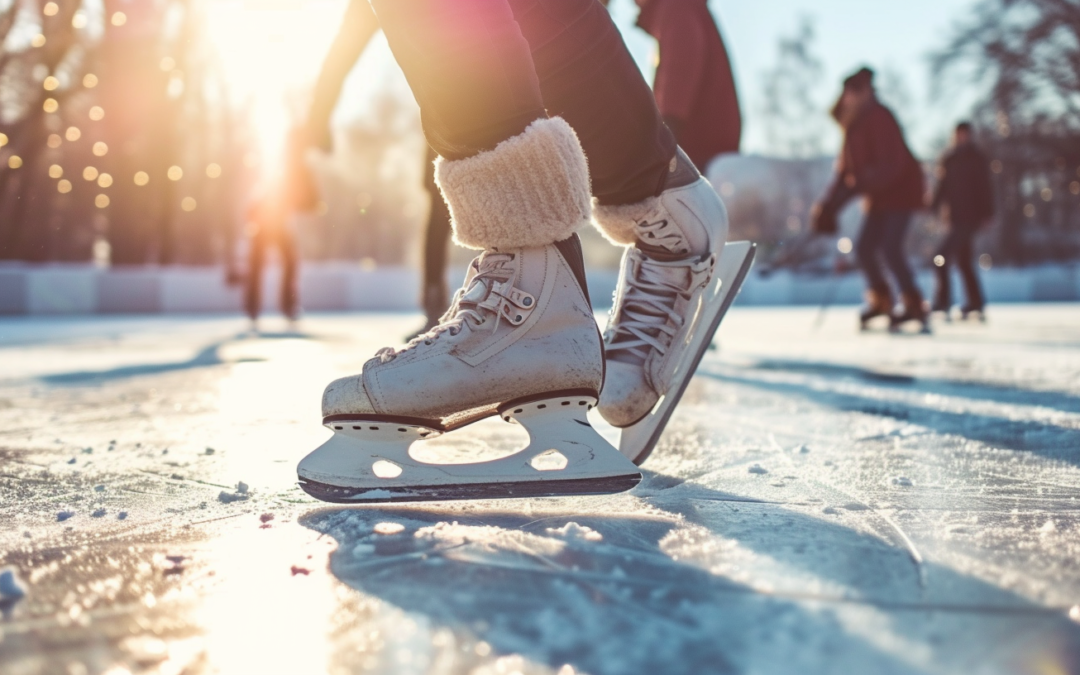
[0,307,1078,674]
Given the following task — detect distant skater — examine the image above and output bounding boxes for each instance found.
[812,67,928,333]
[930,121,993,321]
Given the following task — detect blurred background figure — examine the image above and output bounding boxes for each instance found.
[930,121,994,322]
[603,0,741,170]
[243,128,312,328]
[813,67,927,333]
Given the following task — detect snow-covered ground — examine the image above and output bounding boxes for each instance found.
[0,306,1078,675]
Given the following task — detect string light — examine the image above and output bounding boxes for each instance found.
[0,133,6,147]
[97,173,113,188]
[57,179,72,194]
[134,171,150,186]
[83,166,99,181]
[72,12,87,29]
[65,127,81,141]
[47,134,61,148]
[181,197,197,212]
[95,194,110,208]
[168,166,183,181]
[31,34,46,48]
[49,164,63,178]
[43,98,58,113]
[43,2,58,16]
[83,74,98,88]
[89,106,105,121]
[111,12,127,27]
[8,156,23,169]
[206,163,222,178]
[43,76,59,91]
[92,142,108,157]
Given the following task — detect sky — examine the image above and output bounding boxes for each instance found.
[206,0,986,163]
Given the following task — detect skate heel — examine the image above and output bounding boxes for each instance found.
[297,392,641,504]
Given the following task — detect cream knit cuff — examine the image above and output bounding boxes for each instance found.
[434,117,592,251]
[590,197,661,246]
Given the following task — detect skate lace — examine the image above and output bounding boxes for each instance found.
[375,253,521,363]
[605,255,694,365]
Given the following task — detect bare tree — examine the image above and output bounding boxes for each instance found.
[759,16,827,159]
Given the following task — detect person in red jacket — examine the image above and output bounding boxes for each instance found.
[628,0,741,170]
[813,67,928,333]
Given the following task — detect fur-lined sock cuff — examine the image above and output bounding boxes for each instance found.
[435,117,591,251]
[590,196,660,246]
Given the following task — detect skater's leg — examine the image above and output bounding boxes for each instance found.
[505,0,736,437]
[299,0,638,502]
[279,226,300,322]
[856,214,892,300]
[407,145,453,340]
[879,211,919,298]
[954,226,985,311]
[244,227,266,324]
[509,0,674,205]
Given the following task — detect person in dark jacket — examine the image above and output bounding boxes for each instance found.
[930,121,993,320]
[630,0,741,170]
[812,67,928,332]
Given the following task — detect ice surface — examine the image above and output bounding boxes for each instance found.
[0,309,1078,674]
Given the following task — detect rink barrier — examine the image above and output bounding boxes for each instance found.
[0,263,1076,314]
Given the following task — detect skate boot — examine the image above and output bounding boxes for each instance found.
[859,289,894,330]
[297,118,640,503]
[960,304,986,323]
[592,148,755,465]
[890,290,931,334]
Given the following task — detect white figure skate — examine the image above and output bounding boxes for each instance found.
[592,148,755,465]
[297,238,640,503]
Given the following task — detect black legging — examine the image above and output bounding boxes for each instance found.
[368,0,676,207]
[933,225,984,310]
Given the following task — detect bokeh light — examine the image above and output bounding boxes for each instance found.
[934,255,946,267]
[57,179,72,194]
[93,142,108,157]
[8,156,22,169]
[1040,188,1052,201]
[1023,203,1036,218]
[43,1,58,16]
[31,33,45,48]
[168,166,183,181]
[48,164,63,179]
[837,237,853,254]
[83,73,98,88]
[98,173,113,188]
[206,163,222,178]
[95,194,110,208]
[134,171,150,186]
[979,254,993,270]
[89,106,105,121]
[65,127,81,141]
[160,57,176,72]
[47,134,61,148]
[83,166,99,181]
[72,12,87,29]
[111,12,127,27]
[43,76,59,91]
[0,133,7,147]
[181,197,197,212]
[43,98,58,113]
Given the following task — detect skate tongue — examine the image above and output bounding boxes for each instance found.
[634,217,692,261]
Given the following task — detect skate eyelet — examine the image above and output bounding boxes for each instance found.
[353,425,362,430]
[537,404,546,409]
[398,428,407,432]
[370,426,379,430]
[514,409,522,414]
[522,297,533,307]
[424,340,432,346]
[334,426,343,430]
[561,401,570,406]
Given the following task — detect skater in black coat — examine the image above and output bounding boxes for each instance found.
[930,122,994,320]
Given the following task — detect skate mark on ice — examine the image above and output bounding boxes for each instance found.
[39,340,265,385]
[302,505,1080,675]
[697,368,1080,463]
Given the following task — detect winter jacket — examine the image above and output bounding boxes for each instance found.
[820,99,924,218]
[931,143,994,228]
[637,0,741,171]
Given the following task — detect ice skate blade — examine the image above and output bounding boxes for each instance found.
[616,241,756,465]
[298,393,641,504]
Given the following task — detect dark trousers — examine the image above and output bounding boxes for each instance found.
[369,0,676,207]
[933,226,984,310]
[245,221,299,322]
[422,145,451,295]
[856,210,919,298]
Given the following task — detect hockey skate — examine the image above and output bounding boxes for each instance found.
[297,118,641,503]
[592,149,755,465]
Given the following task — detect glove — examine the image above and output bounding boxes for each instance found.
[809,202,838,235]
